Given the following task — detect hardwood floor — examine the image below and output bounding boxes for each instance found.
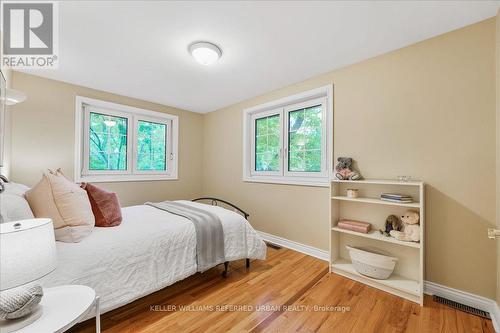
[71,247,494,333]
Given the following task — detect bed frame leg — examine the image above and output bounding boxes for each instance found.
[246,258,250,268]
[222,261,229,278]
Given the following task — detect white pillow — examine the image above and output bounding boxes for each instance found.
[1,182,35,223]
[4,182,30,196]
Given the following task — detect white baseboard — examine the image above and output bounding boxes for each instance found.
[257,230,500,331]
[424,281,500,331]
[257,230,329,261]
[490,303,500,333]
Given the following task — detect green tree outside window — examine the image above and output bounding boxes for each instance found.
[288,105,322,172]
[89,113,128,170]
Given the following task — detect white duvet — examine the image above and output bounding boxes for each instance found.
[39,201,266,315]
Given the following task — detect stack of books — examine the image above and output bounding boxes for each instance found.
[380,193,413,203]
[337,220,371,234]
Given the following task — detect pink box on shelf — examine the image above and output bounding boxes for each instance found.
[337,220,371,234]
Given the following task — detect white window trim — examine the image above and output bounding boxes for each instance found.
[82,105,133,177]
[243,85,333,187]
[133,115,173,175]
[283,97,328,179]
[250,108,283,177]
[75,96,179,183]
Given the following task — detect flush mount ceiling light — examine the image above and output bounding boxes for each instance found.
[189,41,222,66]
[4,88,27,105]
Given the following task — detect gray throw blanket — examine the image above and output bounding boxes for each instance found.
[145,201,225,272]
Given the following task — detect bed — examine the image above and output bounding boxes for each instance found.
[37,198,267,315]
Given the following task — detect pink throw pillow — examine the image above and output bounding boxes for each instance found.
[81,183,122,227]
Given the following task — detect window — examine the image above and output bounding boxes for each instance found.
[244,86,332,186]
[254,112,281,173]
[136,120,167,171]
[89,112,128,171]
[75,97,178,182]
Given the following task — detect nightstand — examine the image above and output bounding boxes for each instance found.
[13,285,100,333]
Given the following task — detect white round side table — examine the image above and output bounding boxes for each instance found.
[15,285,100,333]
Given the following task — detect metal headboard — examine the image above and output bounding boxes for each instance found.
[192,197,249,220]
[0,174,8,194]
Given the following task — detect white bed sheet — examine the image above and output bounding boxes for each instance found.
[39,201,266,315]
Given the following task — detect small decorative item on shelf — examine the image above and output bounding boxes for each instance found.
[379,215,402,236]
[346,246,398,280]
[397,175,412,182]
[380,193,413,203]
[334,157,362,181]
[337,219,371,234]
[389,210,420,242]
[346,188,359,198]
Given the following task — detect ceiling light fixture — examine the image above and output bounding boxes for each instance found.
[4,88,27,105]
[189,41,222,66]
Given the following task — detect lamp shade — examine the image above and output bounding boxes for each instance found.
[0,219,57,291]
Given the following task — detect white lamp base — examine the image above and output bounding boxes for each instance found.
[0,305,42,333]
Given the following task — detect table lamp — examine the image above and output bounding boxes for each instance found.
[0,219,57,333]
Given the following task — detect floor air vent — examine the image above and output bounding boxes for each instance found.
[433,295,490,319]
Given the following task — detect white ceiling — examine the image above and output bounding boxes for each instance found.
[21,1,500,113]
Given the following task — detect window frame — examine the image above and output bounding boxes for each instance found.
[83,106,132,177]
[132,115,172,175]
[75,96,178,182]
[243,85,333,187]
[250,108,283,177]
[284,97,328,179]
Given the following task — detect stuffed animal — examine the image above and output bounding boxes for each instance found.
[334,157,361,180]
[380,215,402,236]
[389,210,420,242]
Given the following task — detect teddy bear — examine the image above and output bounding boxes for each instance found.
[334,157,361,180]
[389,210,420,242]
[380,214,402,236]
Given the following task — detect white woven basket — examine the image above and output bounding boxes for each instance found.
[346,246,398,280]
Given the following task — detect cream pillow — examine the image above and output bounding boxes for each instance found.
[0,182,35,222]
[25,170,95,242]
[1,194,35,222]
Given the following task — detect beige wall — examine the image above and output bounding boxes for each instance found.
[10,72,204,206]
[203,18,497,298]
[496,10,500,305]
[1,67,12,177]
[1,31,13,177]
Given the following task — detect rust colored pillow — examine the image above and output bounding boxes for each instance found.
[81,183,122,227]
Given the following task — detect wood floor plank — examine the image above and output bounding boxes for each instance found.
[70,247,494,333]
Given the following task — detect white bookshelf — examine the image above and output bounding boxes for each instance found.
[329,179,425,305]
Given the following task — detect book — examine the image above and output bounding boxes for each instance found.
[380,193,413,203]
[380,197,413,203]
[381,195,413,200]
[381,193,412,199]
[338,220,370,228]
[337,220,371,233]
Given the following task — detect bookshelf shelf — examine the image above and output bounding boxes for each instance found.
[331,179,423,186]
[331,195,420,208]
[331,227,421,249]
[331,259,421,303]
